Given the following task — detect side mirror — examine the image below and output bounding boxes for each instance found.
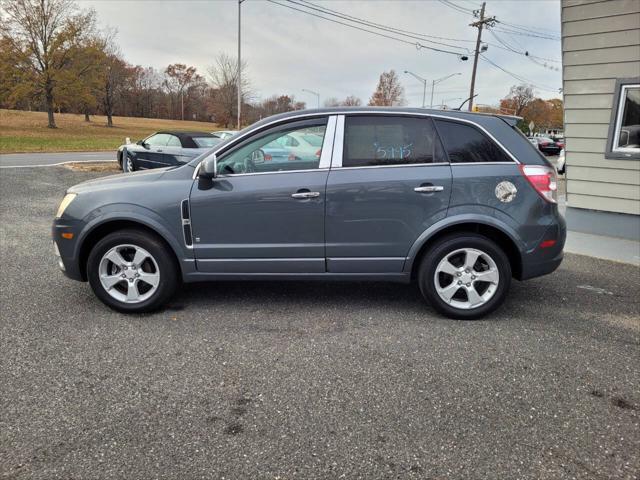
[200,154,217,178]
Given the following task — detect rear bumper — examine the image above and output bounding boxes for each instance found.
[519,212,566,280]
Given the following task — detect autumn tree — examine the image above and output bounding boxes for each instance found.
[0,0,98,127]
[369,70,405,106]
[164,63,201,120]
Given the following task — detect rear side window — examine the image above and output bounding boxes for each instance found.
[434,120,512,163]
[343,116,446,167]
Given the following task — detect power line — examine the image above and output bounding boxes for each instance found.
[438,0,475,15]
[266,0,466,56]
[493,27,559,41]
[480,54,559,92]
[288,0,469,51]
[297,0,478,44]
[489,29,561,64]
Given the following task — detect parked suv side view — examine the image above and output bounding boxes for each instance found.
[53,108,565,319]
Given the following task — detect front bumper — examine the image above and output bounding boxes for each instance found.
[52,219,85,281]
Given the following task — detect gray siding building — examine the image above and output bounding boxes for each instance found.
[561,0,640,240]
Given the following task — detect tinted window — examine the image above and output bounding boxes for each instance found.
[343,116,445,167]
[145,133,171,146]
[167,135,182,147]
[217,122,327,174]
[435,120,512,163]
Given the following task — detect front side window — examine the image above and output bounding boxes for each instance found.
[216,121,327,175]
[144,133,171,146]
[343,116,446,167]
[434,120,512,163]
[611,84,640,157]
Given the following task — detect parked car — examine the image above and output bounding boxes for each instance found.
[528,136,562,156]
[211,130,238,140]
[117,131,221,172]
[53,108,565,320]
[556,148,566,175]
[550,135,565,149]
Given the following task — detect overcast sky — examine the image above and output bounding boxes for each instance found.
[82,0,562,108]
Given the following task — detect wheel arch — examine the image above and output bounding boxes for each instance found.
[77,218,185,282]
[405,219,524,281]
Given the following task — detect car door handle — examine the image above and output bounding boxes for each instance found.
[291,191,320,199]
[414,185,444,193]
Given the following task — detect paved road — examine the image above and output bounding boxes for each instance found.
[0,151,114,167]
[1,167,638,479]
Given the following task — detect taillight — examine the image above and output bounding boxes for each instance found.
[519,165,557,203]
[315,149,321,158]
[288,153,296,161]
[264,154,272,161]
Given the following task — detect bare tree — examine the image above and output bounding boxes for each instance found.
[207,53,250,127]
[368,70,405,107]
[342,95,362,107]
[323,97,340,107]
[1,0,97,127]
[502,84,535,116]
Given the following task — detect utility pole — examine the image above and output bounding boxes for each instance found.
[237,0,243,130]
[468,2,495,111]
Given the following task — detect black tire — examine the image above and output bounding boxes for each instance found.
[87,229,179,313]
[123,153,136,172]
[418,234,511,320]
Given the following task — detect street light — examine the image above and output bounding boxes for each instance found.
[237,0,245,130]
[302,89,320,109]
[404,70,427,108]
[430,73,462,109]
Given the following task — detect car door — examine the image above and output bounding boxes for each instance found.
[189,116,337,274]
[325,114,452,273]
[135,133,171,169]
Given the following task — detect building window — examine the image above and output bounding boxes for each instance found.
[607,79,640,160]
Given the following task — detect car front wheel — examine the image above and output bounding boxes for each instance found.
[87,229,178,313]
[123,153,136,172]
[418,234,511,320]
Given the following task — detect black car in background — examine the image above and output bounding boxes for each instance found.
[528,136,562,156]
[117,131,221,172]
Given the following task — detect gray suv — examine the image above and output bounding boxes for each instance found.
[52,108,565,319]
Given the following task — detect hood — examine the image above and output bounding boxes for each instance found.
[68,167,171,194]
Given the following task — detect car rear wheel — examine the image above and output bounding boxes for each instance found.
[418,234,511,320]
[87,229,178,313]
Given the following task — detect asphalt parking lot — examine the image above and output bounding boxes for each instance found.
[1,166,639,479]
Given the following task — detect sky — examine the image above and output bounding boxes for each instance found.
[82,0,563,108]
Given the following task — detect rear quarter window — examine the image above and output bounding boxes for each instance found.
[434,120,512,163]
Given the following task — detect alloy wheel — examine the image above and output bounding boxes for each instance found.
[433,247,499,310]
[98,244,160,303]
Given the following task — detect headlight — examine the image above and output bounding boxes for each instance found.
[55,193,77,218]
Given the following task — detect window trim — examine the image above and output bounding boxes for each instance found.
[193,111,519,178]
[214,116,335,177]
[605,77,640,160]
[336,114,447,169]
[433,118,515,165]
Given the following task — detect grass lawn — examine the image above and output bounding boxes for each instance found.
[0,109,220,154]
